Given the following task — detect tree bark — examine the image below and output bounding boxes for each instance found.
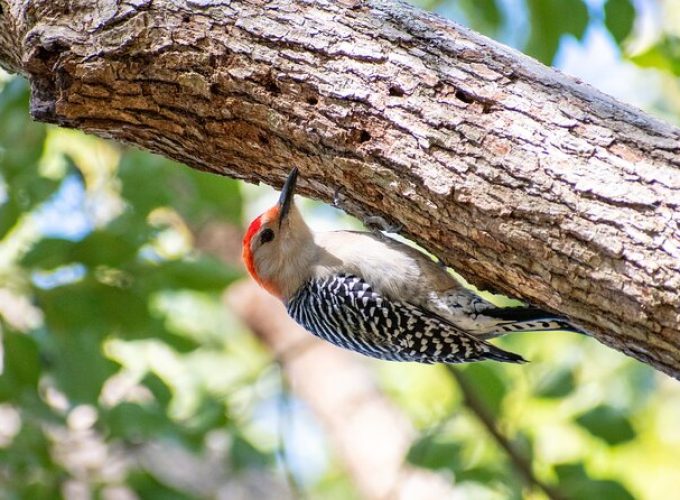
[1,0,679,377]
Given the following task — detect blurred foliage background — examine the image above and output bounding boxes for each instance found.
[1,0,680,498]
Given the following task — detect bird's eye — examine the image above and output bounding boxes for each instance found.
[260,228,275,244]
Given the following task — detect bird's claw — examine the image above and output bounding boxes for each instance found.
[363,215,403,233]
[332,186,345,208]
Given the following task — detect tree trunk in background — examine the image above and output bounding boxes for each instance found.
[227,281,457,500]
[1,0,679,377]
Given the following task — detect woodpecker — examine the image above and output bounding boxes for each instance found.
[242,167,583,364]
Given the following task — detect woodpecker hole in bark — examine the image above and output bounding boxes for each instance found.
[263,75,281,94]
[454,88,474,104]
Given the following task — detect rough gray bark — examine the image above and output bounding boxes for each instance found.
[1,0,679,377]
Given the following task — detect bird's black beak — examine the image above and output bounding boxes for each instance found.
[278,166,298,225]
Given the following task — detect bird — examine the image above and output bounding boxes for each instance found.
[242,167,583,365]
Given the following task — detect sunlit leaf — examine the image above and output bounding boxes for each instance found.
[630,36,680,76]
[575,405,636,445]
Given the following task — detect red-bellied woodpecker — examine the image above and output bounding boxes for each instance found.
[242,167,582,364]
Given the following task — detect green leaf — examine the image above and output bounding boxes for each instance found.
[118,148,242,224]
[22,238,77,269]
[407,434,464,471]
[231,432,274,471]
[555,463,635,500]
[0,329,41,400]
[152,322,201,353]
[71,229,141,267]
[142,256,240,292]
[525,0,589,64]
[0,422,57,475]
[23,230,140,270]
[604,0,636,45]
[630,36,680,76]
[37,278,151,335]
[459,0,504,36]
[128,471,191,500]
[0,78,46,173]
[459,364,507,416]
[179,398,230,450]
[118,150,176,216]
[0,198,21,240]
[575,405,636,445]
[183,167,243,225]
[454,466,499,484]
[50,327,120,404]
[141,372,173,408]
[104,402,172,441]
[0,78,58,239]
[535,368,575,399]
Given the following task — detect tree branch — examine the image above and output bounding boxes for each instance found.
[447,367,565,500]
[1,0,679,377]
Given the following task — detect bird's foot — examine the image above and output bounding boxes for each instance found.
[332,185,345,209]
[363,215,403,233]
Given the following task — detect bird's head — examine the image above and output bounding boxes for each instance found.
[242,167,315,300]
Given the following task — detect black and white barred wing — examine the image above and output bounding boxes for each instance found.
[286,274,525,364]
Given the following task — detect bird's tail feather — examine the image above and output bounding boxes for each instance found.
[484,344,528,364]
[477,306,586,339]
